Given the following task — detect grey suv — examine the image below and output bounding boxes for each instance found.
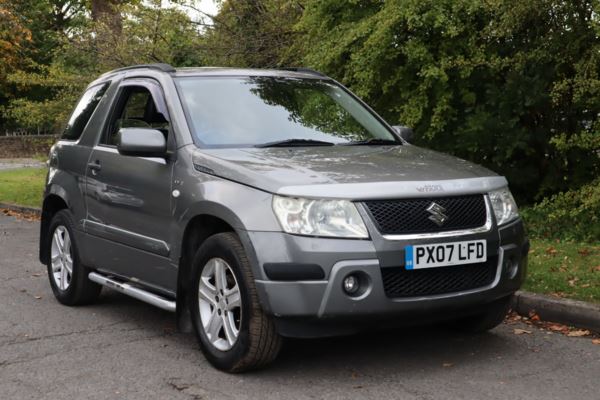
[39,64,528,372]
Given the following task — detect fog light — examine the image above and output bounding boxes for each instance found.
[343,275,359,295]
[505,257,519,279]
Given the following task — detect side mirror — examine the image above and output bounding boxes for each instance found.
[392,125,414,142]
[117,128,167,158]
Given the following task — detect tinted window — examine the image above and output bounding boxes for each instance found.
[104,86,169,146]
[62,83,109,140]
[175,77,396,147]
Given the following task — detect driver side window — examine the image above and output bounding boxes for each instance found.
[104,85,170,146]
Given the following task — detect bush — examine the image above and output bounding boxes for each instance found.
[521,178,600,242]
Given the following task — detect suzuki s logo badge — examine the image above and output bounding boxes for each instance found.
[426,202,448,226]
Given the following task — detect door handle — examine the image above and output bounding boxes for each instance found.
[87,161,101,174]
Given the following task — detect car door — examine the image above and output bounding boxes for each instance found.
[83,79,177,293]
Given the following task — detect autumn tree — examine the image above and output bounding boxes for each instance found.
[3,0,206,132]
[0,0,32,131]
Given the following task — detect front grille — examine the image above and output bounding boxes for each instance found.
[381,259,497,298]
[364,195,487,235]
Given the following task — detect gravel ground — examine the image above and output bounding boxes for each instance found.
[1,213,598,400]
[0,158,45,171]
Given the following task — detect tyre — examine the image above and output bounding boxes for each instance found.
[188,232,282,372]
[451,295,512,333]
[46,210,101,305]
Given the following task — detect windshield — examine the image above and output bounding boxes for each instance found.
[175,76,398,147]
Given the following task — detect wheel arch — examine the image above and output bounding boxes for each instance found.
[39,189,70,264]
[175,204,265,330]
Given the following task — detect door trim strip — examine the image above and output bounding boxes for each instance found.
[84,219,170,257]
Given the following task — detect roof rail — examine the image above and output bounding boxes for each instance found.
[108,63,176,74]
[280,67,328,78]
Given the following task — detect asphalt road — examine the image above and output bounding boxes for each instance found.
[1,213,598,400]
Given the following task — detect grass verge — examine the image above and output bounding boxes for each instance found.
[0,167,46,208]
[524,239,600,303]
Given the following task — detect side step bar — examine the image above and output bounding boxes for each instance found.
[88,272,176,312]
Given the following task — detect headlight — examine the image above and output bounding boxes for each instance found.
[488,187,519,226]
[272,195,368,238]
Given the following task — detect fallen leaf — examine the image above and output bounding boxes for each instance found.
[577,248,591,256]
[513,328,532,335]
[547,323,568,332]
[592,339,600,345]
[593,266,600,272]
[31,273,42,277]
[567,330,590,337]
[442,363,454,367]
[528,310,541,322]
[568,278,579,287]
[34,296,42,299]
[546,246,558,255]
[581,283,591,288]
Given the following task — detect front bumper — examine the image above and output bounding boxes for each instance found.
[250,218,528,337]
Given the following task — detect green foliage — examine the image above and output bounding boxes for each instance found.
[3,63,88,132]
[521,178,600,242]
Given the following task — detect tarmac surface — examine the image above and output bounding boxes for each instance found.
[1,213,598,399]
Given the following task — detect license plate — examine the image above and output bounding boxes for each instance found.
[404,240,487,270]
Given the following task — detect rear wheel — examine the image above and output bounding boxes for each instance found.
[451,295,512,333]
[46,210,101,305]
[189,232,281,372]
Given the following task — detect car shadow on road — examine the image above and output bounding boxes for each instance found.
[91,290,516,377]
[272,327,510,374]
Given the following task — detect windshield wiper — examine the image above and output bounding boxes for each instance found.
[341,138,400,146]
[255,138,335,148]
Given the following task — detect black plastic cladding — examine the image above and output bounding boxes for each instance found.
[381,258,498,298]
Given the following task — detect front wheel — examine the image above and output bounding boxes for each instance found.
[188,232,281,372]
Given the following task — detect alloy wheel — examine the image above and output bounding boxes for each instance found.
[198,258,242,351]
[50,226,73,291]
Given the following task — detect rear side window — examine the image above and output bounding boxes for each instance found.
[62,83,109,141]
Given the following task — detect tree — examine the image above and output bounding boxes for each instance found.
[3,0,206,133]
[201,0,303,67]
[0,0,32,131]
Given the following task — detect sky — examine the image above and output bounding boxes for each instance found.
[187,0,219,20]
[197,0,219,16]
